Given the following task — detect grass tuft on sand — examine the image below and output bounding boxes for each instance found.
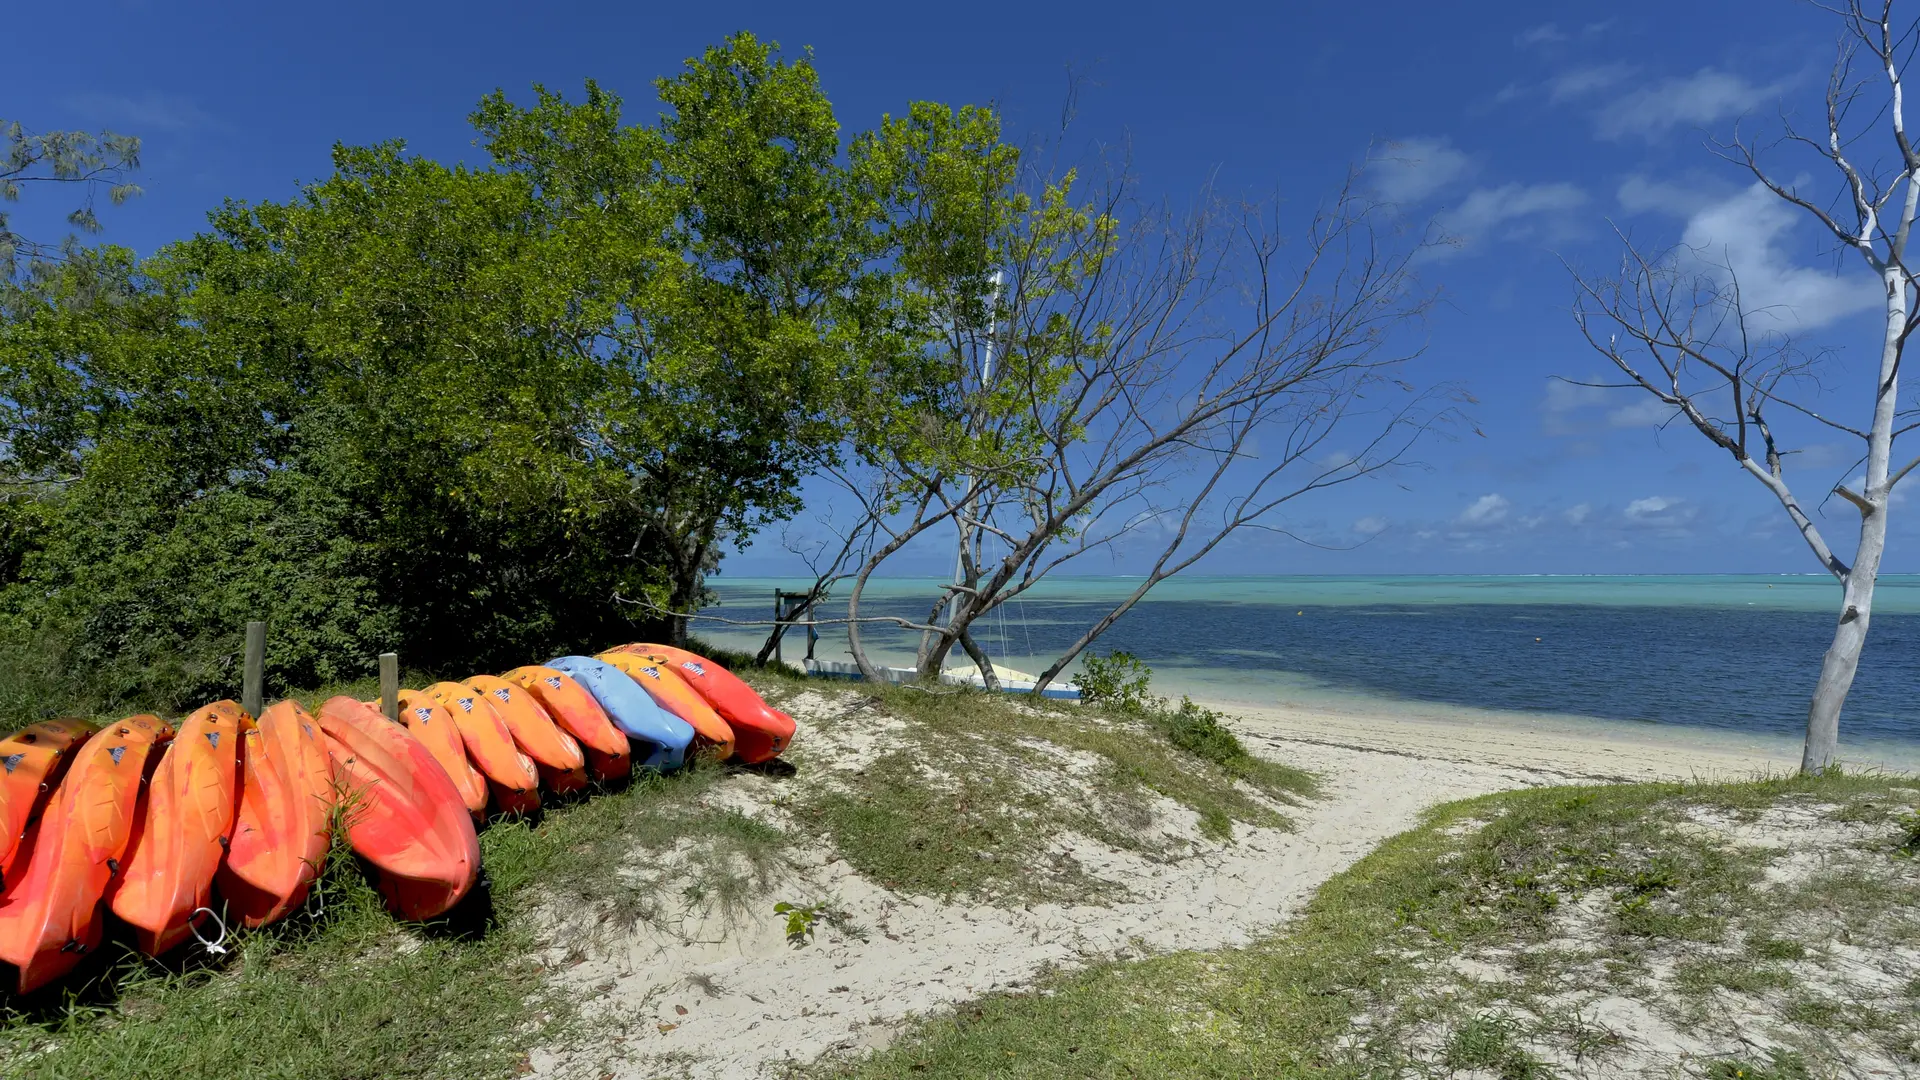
[826,770,1920,1078]
[769,677,1317,905]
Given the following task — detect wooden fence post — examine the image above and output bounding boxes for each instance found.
[242,621,266,718]
[379,653,400,722]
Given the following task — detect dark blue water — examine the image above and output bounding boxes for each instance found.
[702,579,1920,744]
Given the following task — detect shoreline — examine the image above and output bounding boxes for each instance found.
[1191,690,1920,782]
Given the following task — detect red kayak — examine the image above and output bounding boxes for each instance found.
[109,701,242,955]
[605,644,795,764]
[318,698,479,920]
[218,701,334,929]
[0,719,96,888]
[0,715,171,993]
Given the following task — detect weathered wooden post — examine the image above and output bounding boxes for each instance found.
[379,652,400,722]
[242,621,266,718]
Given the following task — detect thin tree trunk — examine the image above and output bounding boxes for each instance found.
[1806,260,1906,772]
[957,629,1000,691]
[1805,567,1878,772]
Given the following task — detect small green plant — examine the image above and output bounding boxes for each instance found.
[1073,651,1155,712]
[774,901,824,947]
[1442,1011,1554,1079]
[1703,1049,1813,1080]
[1892,809,1920,856]
[1151,697,1247,767]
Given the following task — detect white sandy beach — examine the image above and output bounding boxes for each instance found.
[530,689,1917,1079]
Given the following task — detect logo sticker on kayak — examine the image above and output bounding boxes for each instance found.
[206,731,220,749]
[413,707,433,723]
[1,754,20,774]
[681,662,706,676]
[456,697,474,713]
[108,746,126,765]
[545,677,563,689]
[640,666,660,680]
[492,688,512,704]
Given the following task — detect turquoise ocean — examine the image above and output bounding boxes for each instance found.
[697,575,1920,754]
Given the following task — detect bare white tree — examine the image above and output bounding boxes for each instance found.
[833,173,1453,693]
[1572,0,1920,773]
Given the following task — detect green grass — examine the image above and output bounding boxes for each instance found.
[823,771,1920,1078]
[783,681,1317,905]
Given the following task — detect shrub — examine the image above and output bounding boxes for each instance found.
[1072,650,1155,712]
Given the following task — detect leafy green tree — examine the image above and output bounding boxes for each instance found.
[474,33,897,640]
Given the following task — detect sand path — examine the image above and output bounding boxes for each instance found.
[529,698,1897,1079]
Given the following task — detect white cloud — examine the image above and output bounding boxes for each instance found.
[1607,398,1679,428]
[1433,182,1588,254]
[1549,64,1634,103]
[1678,182,1880,331]
[1367,137,1473,205]
[1594,69,1784,142]
[1625,495,1677,519]
[1617,174,1725,217]
[1352,515,1389,536]
[1458,493,1511,526]
[1564,503,1592,525]
[1516,23,1569,47]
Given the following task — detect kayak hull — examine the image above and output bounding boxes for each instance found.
[594,653,735,762]
[394,690,488,822]
[425,682,539,816]
[109,702,242,956]
[464,676,587,795]
[0,719,96,889]
[318,698,480,921]
[502,666,632,783]
[607,645,795,764]
[0,715,169,993]
[218,701,334,929]
[544,657,692,771]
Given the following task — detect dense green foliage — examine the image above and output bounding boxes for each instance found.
[0,34,1024,722]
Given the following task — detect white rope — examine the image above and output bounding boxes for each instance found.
[189,906,229,958]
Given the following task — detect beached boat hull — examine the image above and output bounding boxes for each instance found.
[608,645,794,764]
[424,682,539,816]
[108,702,242,956]
[318,698,480,921]
[0,715,169,993]
[393,690,489,822]
[464,676,587,795]
[543,657,692,771]
[0,719,96,888]
[218,701,334,929]
[593,652,734,761]
[501,666,632,782]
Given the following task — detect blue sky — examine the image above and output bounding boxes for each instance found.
[11,0,1903,577]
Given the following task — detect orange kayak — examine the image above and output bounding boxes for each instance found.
[392,690,488,822]
[607,644,794,764]
[318,698,480,920]
[424,682,539,816]
[501,666,632,782]
[464,675,587,795]
[0,715,169,993]
[0,719,96,888]
[217,701,334,929]
[108,702,242,955]
[594,652,735,760]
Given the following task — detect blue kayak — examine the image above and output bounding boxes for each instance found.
[546,656,695,771]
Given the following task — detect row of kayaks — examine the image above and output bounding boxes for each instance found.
[0,643,795,994]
